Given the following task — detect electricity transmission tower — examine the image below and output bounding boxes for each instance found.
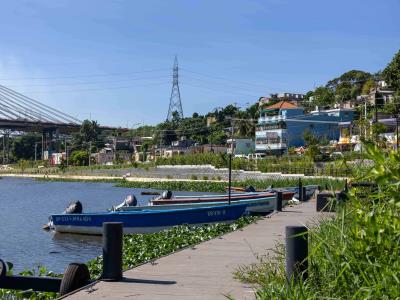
[166,56,183,121]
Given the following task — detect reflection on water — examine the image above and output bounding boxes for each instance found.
[0,177,205,273]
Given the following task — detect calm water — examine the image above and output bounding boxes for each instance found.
[0,177,202,273]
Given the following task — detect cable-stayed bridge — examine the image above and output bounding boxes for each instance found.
[0,84,124,163]
[0,84,118,133]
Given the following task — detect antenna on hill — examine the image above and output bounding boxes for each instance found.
[166,56,183,121]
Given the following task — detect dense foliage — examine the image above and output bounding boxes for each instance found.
[131,103,259,148]
[236,143,400,299]
[383,50,400,91]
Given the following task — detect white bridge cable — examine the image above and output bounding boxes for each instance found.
[0,93,55,122]
[0,89,67,123]
[0,85,81,124]
[0,102,23,119]
[0,85,80,124]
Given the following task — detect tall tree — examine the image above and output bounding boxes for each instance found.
[11,133,41,160]
[383,50,400,91]
[313,87,335,107]
[72,120,101,150]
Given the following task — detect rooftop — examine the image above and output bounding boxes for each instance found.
[262,101,298,110]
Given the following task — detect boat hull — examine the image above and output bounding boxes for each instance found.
[119,195,276,212]
[51,202,256,235]
[150,192,293,205]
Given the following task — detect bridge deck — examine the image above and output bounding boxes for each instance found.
[62,199,328,300]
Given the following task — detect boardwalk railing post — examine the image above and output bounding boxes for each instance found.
[302,186,307,201]
[102,222,123,281]
[275,191,283,212]
[298,179,303,201]
[286,226,308,283]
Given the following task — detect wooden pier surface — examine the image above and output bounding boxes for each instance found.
[63,200,328,300]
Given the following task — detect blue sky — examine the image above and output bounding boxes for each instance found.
[0,0,399,126]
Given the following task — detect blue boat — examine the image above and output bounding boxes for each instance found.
[50,201,258,235]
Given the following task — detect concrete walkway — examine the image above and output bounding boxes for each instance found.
[63,199,328,300]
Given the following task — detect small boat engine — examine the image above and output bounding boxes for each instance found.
[161,190,172,199]
[64,201,83,214]
[245,185,256,193]
[115,194,138,210]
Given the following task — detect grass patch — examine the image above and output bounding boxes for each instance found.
[236,143,400,299]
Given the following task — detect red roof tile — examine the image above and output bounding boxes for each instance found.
[263,101,298,110]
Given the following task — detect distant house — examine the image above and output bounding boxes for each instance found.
[367,84,396,107]
[191,144,227,154]
[226,138,255,155]
[94,147,114,165]
[276,93,305,103]
[255,100,355,155]
[259,93,305,106]
[50,152,66,166]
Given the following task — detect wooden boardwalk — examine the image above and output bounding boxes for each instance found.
[63,200,328,300]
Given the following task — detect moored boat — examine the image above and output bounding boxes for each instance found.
[49,199,267,235]
[149,191,294,205]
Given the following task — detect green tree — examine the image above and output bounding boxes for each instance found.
[361,78,376,95]
[313,87,335,107]
[72,120,102,150]
[335,82,352,102]
[383,50,400,91]
[303,129,320,160]
[326,70,372,90]
[69,150,89,166]
[11,133,41,160]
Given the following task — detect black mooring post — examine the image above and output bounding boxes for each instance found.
[298,178,303,201]
[228,153,232,205]
[302,186,307,201]
[102,222,123,281]
[286,226,308,283]
[276,191,283,212]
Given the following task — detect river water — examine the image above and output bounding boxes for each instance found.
[0,177,201,274]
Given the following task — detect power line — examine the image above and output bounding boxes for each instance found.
[5,75,171,88]
[181,68,278,90]
[0,68,170,81]
[182,74,268,94]
[19,81,170,94]
[182,81,260,99]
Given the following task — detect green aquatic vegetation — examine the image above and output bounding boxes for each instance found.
[236,143,400,299]
[0,264,60,300]
[115,178,345,192]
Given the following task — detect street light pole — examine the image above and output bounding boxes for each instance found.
[65,139,69,167]
[89,141,92,167]
[396,116,399,152]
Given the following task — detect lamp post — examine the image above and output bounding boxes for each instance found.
[396,116,399,152]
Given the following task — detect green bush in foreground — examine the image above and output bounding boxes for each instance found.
[236,143,400,299]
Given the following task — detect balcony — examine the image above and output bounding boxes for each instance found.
[258,115,286,124]
[255,143,287,150]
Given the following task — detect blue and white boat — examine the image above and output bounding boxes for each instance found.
[48,192,288,235]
